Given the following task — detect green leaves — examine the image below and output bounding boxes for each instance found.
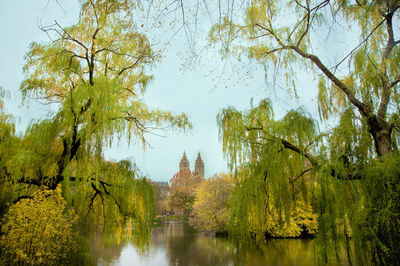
[209,0,400,263]
[17,0,191,183]
[217,98,320,242]
[218,98,316,170]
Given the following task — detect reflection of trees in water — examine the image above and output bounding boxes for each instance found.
[241,239,314,266]
[163,223,247,266]
[164,223,317,266]
[90,229,125,264]
[194,235,236,266]
[166,223,199,265]
[92,223,346,265]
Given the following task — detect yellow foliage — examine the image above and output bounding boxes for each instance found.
[0,185,77,265]
[248,195,318,238]
[191,173,234,232]
[168,169,203,218]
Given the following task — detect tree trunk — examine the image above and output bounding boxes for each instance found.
[367,115,392,156]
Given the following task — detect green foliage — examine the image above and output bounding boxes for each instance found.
[310,154,400,265]
[63,159,155,243]
[0,186,76,265]
[12,0,190,185]
[217,99,317,170]
[190,173,235,233]
[217,97,399,264]
[0,90,19,217]
[16,0,190,177]
[212,0,400,263]
[229,166,318,242]
[217,99,319,241]
[130,176,156,248]
[349,155,400,265]
[210,1,400,121]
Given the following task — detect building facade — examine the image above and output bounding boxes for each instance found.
[179,152,204,178]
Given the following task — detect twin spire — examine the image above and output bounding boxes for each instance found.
[179,152,190,170]
[179,152,204,178]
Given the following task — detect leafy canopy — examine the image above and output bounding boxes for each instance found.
[211,0,400,263]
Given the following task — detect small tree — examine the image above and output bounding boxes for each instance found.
[0,185,76,265]
[167,169,203,219]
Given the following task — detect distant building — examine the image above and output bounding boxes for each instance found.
[179,152,190,171]
[195,153,204,178]
[152,181,169,215]
[154,181,168,199]
[179,151,204,178]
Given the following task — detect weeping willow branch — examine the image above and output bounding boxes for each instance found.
[290,167,313,184]
[86,180,135,218]
[280,137,362,180]
[110,193,135,218]
[88,182,101,213]
[254,132,362,181]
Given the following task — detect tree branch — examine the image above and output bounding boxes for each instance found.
[290,167,312,184]
[288,45,369,116]
[377,6,400,119]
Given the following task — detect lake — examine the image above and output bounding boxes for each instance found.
[92,223,346,265]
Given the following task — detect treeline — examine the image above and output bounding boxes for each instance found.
[158,169,317,239]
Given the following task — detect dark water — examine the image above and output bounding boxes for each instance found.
[92,223,345,266]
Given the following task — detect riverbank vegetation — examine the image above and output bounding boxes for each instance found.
[164,170,318,239]
[1,0,400,265]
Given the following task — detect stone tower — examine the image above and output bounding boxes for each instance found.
[179,152,190,171]
[195,152,204,178]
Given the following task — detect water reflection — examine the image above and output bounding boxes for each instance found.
[93,223,343,265]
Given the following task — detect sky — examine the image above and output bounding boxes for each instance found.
[0,0,336,182]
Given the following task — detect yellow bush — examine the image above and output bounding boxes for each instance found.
[0,185,77,265]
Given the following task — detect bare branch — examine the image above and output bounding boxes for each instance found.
[331,18,386,72]
[53,21,89,53]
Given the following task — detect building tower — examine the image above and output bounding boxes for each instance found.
[179,152,190,171]
[195,152,204,178]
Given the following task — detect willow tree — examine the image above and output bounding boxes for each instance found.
[212,0,400,264]
[2,0,190,235]
[0,88,18,217]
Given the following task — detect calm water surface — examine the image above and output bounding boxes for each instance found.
[93,223,344,266]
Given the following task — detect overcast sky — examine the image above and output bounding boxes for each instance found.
[0,0,332,182]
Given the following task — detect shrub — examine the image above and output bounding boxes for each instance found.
[0,185,77,265]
